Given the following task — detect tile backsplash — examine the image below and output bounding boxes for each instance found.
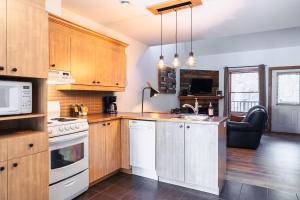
[48,86,112,117]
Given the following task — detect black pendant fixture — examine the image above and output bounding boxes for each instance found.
[172,10,180,68]
[187,6,195,67]
[157,13,165,69]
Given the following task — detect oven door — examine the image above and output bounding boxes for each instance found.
[0,82,21,115]
[49,131,88,184]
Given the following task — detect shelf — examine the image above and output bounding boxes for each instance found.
[179,96,224,100]
[0,113,46,122]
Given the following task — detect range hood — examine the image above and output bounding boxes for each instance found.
[47,70,75,85]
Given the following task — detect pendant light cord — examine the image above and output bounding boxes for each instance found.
[175,10,178,54]
[190,6,193,52]
[160,13,163,57]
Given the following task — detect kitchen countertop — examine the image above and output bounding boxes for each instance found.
[78,112,228,125]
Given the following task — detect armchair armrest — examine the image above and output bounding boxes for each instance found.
[227,121,254,132]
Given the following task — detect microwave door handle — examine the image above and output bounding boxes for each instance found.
[49,131,87,144]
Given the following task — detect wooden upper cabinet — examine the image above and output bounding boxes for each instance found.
[71,31,96,85]
[105,120,121,174]
[6,0,48,78]
[8,151,48,200]
[115,46,127,87]
[0,161,7,200]
[0,0,6,76]
[49,21,71,71]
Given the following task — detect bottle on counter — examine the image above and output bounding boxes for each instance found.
[208,102,214,117]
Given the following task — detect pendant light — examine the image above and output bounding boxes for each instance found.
[187,6,195,67]
[173,10,180,68]
[157,13,165,69]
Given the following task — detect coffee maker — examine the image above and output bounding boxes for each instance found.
[103,96,118,114]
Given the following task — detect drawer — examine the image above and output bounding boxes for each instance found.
[0,138,7,162]
[7,132,48,160]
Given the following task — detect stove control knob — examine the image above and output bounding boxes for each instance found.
[71,125,76,130]
[76,124,80,129]
[64,126,70,131]
[59,127,64,132]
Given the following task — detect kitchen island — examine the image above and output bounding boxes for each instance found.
[81,112,227,195]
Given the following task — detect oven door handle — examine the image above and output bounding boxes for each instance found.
[49,131,88,144]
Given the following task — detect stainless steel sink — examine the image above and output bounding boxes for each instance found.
[172,114,209,121]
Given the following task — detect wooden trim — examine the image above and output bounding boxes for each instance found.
[49,14,128,47]
[178,96,224,100]
[147,0,202,15]
[0,114,45,122]
[56,84,125,92]
[267,65,300,132]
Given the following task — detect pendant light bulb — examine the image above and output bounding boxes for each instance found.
[158,55,165,69]
[173,53,180,68]
[187,52,195,67]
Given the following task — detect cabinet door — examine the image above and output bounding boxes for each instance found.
[121,119,130,169]
[8,151,48,200]
[0,161,7,200]
[71,31,96,85]
[114,46,127,88]
[0,138,7,162]
[0,0,6,75]
[95,39,112,86]
[49,21,71,71]
[89,122,106,183]
[185,123,218,188]
[156,121,185,182]
[7,0,48,78]
[105,120,121,174]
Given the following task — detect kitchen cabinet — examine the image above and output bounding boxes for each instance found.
[121,119,130,170]
[8,151,48,200]
[0,137,7,162]
[89,122,106,183]
[185,123,218,189]
[49,21,71,71]
[89,119,121,183]
[105,120,121,174]
[0,161,7,200]
[71,30,96,85]
[6,0,48,78]
[49,15,128,91]
[156,121,185,182]
[0,0,6,76]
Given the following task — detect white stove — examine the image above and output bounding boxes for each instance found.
[48,117,89,138]
[48,101,89,200]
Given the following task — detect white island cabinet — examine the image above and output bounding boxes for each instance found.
[156,120,227,195]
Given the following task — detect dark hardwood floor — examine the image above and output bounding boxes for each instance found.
[75,173,299,200]
[227,133,300,193]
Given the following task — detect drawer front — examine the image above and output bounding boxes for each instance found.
[7,132,48,160]
[0,138,7,162]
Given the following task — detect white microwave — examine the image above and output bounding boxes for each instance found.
[0,81,32,116]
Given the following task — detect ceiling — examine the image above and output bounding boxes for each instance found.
[62,0,300,45]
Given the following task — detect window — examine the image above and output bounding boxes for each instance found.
[277,72,300,105]
[230,70,260,113]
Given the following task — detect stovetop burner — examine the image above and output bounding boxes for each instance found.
[51,117,77,122]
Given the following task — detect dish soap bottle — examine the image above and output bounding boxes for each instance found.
[208,102,214,117]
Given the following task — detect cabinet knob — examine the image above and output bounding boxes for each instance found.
[93,81,96,84]
[116,83,119,86]
[51,64,56,67]
[107,122,110,126]
[29,143,34,148]
[0,166,5,171]
[179,125,183,128]
[97,81,100,84]
[11,68,18,72]
[0,66,4,70]
[186,126,190,129]
[12,163,18,168]
[102,123,106,126]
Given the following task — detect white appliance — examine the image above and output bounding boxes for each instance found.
[48,70,75,85]
[0,81,32,116]
[48,101,89,200]
[129,120,157,180]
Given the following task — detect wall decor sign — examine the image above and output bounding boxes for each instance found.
[158,67,176,94]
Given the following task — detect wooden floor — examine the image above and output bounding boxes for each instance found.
[227,133,300,193]
[75,173,299,200]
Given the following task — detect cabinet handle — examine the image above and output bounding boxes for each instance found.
[51,64,56,67]
[102,123,106,126]
[0,66,4,70]
[116,83,119,86]
[12,163,18,168]
[0,166,5,171]
[29,143,34,148]
[11,68,18,72]
[186,126,190,129]
[107,122,110,126]
[92,81,96,84]
[97,81,100,84]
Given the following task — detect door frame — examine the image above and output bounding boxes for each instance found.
[268,66,300,132]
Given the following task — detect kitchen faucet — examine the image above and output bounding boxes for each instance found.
[182,98,202,115]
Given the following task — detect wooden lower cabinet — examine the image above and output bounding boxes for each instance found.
[89,120,121,183]
[89,122,106,183]
[8,151,48,200]
[0,161,7,200]
[156,121,185,182]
